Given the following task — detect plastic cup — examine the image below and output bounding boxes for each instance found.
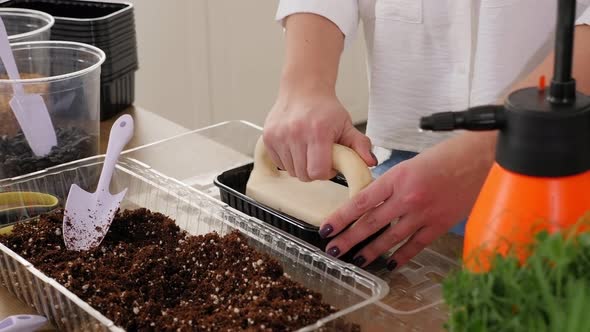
[0,8,54,43]
[0,41,106,179]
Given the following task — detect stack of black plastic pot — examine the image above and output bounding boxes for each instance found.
[1,0,138,120]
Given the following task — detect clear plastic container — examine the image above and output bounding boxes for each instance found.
[121,121,462,331]
[0,8,54,42]
[0,41,105,180]
[0,0,138,120]
[0,156,389,331]
[0,120,462,330]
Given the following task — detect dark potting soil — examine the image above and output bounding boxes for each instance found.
[0,127,96,178]
[0,208,359,331]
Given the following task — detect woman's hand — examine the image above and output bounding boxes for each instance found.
[264,91,376,181]
[263,13,376,182]
[319,132,497,269]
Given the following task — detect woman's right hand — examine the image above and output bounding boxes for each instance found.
[263,87,376,182]
[263,13,377,182]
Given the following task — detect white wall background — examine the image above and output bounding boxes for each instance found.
[128,0,369,129]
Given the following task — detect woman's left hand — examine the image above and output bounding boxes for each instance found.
[318,132,497,270]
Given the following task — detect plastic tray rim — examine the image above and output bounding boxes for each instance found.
[0,157,390,331]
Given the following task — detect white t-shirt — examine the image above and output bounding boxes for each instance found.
[276,0,590,152]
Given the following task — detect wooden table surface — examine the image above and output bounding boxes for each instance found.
[0,107,464,331]
[98,106,189,154]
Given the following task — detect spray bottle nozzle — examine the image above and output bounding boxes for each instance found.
[549,0,577,104]
[419,105,506,132]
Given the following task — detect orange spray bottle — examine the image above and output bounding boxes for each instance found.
[420,0,590,272]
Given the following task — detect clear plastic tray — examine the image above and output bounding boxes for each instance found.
[119,121,461,331]
[0,120,461,331]
[0,155,389,331]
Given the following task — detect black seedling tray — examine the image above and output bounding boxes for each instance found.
[214,163,386,263]
[101,58,138,80]
[0,0,132,24]
[52,10,133,28]
[49,13,134,35]
[50,22,135,40]
[100,69,135,120]
[101,61,138,82]
[51,32,137,58]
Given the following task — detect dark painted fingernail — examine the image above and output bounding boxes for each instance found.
[370,151,378,165]
[327,246,340,257]
[319,224,334,238]
[387,259,398,271]
[352,256,366,267]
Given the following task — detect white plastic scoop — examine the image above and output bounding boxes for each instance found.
[0,315,47,332]
[63,114,134,251]
[0,17,56,157]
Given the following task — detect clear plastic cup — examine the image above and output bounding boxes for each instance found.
[0,41,106,179]
[0,8,54,42]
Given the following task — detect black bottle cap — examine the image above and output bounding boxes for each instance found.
[496,87,590,177]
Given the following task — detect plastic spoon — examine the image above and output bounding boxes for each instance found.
[0,315,47,332]
[63,114,134,251]
[0,17,57,157]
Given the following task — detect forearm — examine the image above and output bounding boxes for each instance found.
[280,13,344,95]
[509,24,590,94]
[438,25,590,175]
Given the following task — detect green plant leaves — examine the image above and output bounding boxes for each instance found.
[443,230,590,332]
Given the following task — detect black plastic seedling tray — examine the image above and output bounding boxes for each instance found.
[0,0,132,25]
[50,21,135,40]
[101,61,138,81]
[215,163,387,263]
[100,70,135,120]
[49,13,134,35]
[51,32,137,63]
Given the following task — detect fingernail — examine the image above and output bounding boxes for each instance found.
[327,246,340,257]
[319,224,334,238]
[370,151,378,165]
[352,256,366,267]
[387,259,398,271]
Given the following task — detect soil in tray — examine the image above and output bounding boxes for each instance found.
[0,208,360,331]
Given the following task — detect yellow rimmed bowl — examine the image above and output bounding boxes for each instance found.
[0,191,59,231]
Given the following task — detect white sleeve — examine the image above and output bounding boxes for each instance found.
[275,0,359,46]
[576,7,590,25]
[576,1,590,25]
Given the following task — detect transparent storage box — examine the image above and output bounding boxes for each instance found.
[0,153,389,331]
[0,120,461,331]
[120,121,462,331]
[0,41,105,180]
